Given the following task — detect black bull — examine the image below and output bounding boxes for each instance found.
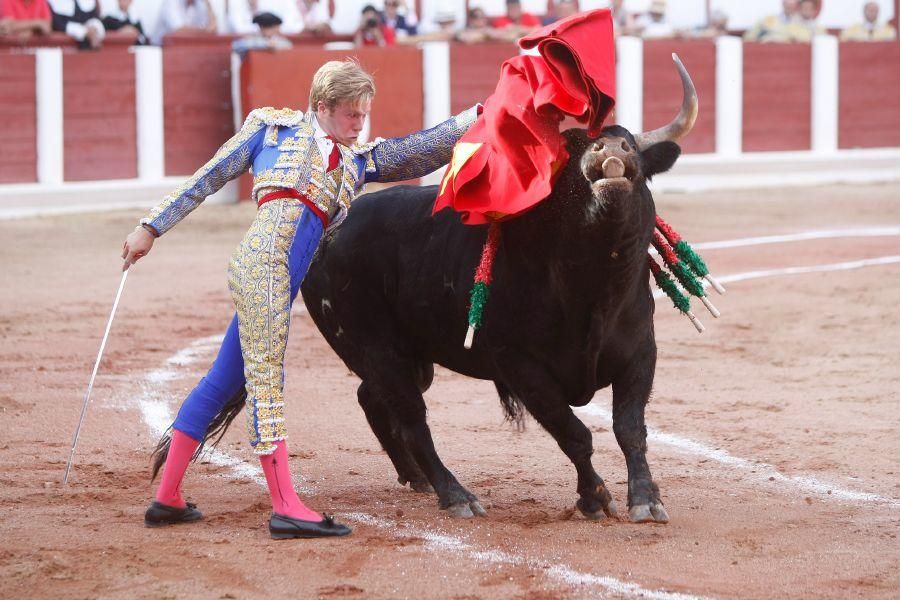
[185,57,699,524]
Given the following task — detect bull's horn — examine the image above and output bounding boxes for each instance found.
[633,54,699,151]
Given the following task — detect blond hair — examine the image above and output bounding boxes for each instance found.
[309,59,376,111]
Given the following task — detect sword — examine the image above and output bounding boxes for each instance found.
[63,268,130,484]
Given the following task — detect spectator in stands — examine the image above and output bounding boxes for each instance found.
[784,0,825,42]
[297,0,331,34]
[492,0,541,32]
[353,4,394,46]
[397,6,457,43]
[48,0,104,49]
[841,1,897,41]
[228,0,302,35]
[634,0,674,39]
[609,0,637,35]
[687,8,729,38]
[157,0,218,44]
[543,0,578,26]
[456,6,500,43]
[232,11,292,58]
[0,0,52,42]
[382,0,417,39]
[744,0,799,42]
[101,0,148,45]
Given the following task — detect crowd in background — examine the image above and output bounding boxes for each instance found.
[0,0,896,51]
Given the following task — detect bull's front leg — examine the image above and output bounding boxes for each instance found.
[495,357,619,520]
[611,338,668,523]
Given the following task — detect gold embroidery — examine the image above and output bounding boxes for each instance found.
[368,105,480,182]
[228,198,305,455]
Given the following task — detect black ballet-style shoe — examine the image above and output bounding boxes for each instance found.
[269,513,352,539]
[144,501,203,527]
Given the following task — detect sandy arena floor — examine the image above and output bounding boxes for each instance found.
[0,182,898,599]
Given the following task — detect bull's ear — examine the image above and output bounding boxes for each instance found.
[642,141,681,178]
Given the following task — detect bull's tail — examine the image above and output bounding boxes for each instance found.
[149,389,248,482]
[494,381,526,432]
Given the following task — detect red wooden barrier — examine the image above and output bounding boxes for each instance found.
[742,43,811,152]
[163,41,234,176]
[62,50,137,181]
[838,42,900,149]
[643,40,716,154]
[240,46,423,138]
[449,42,516,115]
[0,53,37,184]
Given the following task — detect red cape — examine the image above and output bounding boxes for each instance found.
[434,9,616,225]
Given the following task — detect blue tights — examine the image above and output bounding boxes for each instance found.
[172,206,323,441]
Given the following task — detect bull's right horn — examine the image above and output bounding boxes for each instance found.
[633,54,699,151]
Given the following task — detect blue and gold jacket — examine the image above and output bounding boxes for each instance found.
[142,105,481,236]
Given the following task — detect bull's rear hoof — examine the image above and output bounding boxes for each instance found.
[447,500,487,519]
[409,481,435,494]
[629,502,669,524]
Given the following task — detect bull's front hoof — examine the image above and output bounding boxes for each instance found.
[628,502,669,524]
[447,500,487,519]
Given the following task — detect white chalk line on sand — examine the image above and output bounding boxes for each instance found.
[575,404,899,509]
[345,512,705,600]
[133,337,699,599]
[652,255,900,301]
[689,226,900,251]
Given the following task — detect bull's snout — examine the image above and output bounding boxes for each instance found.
[582,137,637,204]
[581,137,637,186]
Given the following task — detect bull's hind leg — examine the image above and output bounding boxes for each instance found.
[611,340,668,524]
[357,381,433,493]
[365,352,485,518]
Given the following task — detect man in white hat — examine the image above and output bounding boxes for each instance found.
[635,0,674,39]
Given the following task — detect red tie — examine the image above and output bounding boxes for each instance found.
[326,136,341,172]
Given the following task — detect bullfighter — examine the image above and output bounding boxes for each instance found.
[121,59,480,539]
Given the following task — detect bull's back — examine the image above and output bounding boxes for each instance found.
[301,185,491,377]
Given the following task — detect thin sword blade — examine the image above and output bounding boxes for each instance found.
[63,269,130,484]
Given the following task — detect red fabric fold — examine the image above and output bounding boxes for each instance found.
[434,9,616,225]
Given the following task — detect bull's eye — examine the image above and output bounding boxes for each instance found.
[620,141,630,152]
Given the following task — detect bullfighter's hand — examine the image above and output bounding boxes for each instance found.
[121,226,155,271]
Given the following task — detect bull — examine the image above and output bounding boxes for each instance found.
[297,57,699,523]
[199,57,698,523]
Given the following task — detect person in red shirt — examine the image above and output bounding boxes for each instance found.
[492,0,541,31]
[0,0,52,40]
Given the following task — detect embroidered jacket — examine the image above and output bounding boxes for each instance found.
[141,105,481,236]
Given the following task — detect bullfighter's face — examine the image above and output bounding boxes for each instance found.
[316,97,372,146]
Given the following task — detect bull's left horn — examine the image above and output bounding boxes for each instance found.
[633,54,699,150]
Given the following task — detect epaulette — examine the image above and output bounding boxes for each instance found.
[245,107,306,128]
[350,137,385,155]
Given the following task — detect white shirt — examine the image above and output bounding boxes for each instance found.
[310,113,339,167]
[159,0,212,38]
[228,0,304,35]
[48,0,106,42]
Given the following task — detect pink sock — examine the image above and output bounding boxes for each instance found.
[259,440,322,522]
[154,429,199,509]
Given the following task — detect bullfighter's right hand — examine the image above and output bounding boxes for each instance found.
[122,226,155,271]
